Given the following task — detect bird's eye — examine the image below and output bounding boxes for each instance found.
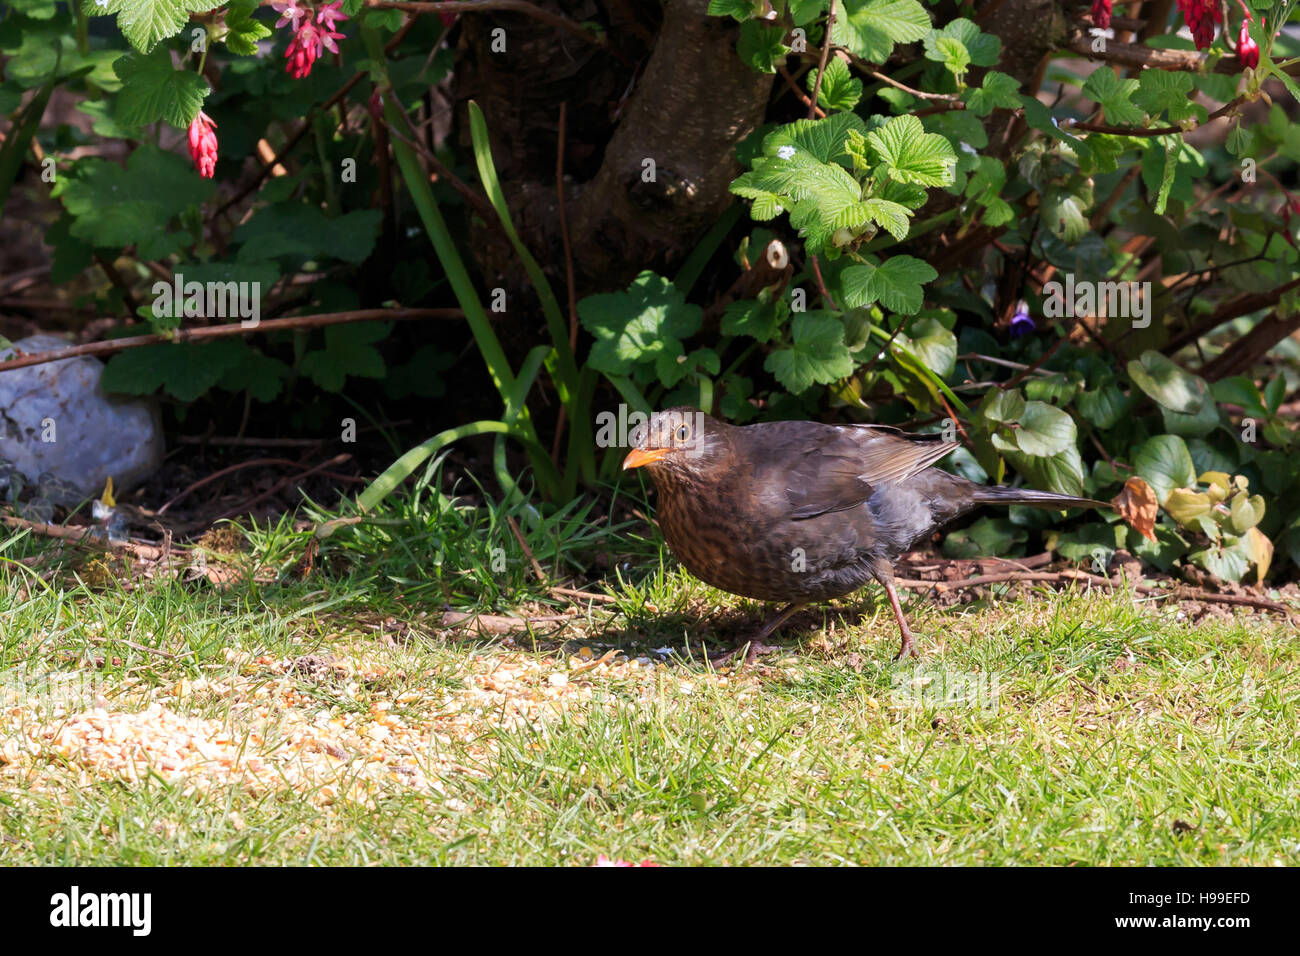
[676,424,690,442]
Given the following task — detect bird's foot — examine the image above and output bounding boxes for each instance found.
[709,640,781,668]
[892,638,918,661]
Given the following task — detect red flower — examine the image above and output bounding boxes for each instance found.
[1177,0,1222,50]
[187,111,218,178]
[1238,18,1260,69]
[1091,0,1112,30]
[285,21,320,78]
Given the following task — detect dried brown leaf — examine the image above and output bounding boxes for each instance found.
[1112,476,1158,542]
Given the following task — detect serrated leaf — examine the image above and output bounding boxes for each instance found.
[101,338,244,401]
[85,0,223,54]
[1134,70,1194,119]
[867,114,957,187]
[57,145,214,259]
[964,71,1020,117]
[763,311,853,393]
[721,298,783,342]
[234,204,382,264]
[223,2,272,56]
[113,48,208,129]
[841,255,937,314]
[860,197,910,240]
[1081,67,1143,126]
[737,20,788,73]
[832,0,930,63]
[578,271,702,377]
[807,57,862,111]
[924,18,999,67]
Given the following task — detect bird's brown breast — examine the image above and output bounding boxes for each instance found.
[650,465,877,604]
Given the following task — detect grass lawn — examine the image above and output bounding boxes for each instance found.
[2,473,1296,866]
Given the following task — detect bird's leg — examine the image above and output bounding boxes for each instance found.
[877,575,918,660]
[709,602,806,666]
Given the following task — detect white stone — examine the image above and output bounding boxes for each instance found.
[0,334,163,502]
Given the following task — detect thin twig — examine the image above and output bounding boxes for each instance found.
[0,308,462,374]
[807,0,838,119]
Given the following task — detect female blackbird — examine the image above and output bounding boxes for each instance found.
[622,408,1105,661]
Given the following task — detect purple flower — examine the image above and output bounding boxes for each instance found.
[1010,307,1036,338]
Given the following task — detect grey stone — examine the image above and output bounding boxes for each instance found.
[0,334,164,503]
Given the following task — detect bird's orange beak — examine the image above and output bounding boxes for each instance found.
[622,447,671,470]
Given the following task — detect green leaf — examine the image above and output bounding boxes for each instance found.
[990,400,1075,457]
[101,338,244,401]
[761,112,870,165]
[764,311,854,393]
[220,342,289,402]
[1189,541,1250,583]
[1126,349,1209,414]
[299,322,389,392]
[1160,394,1220,437]
[860,197,910,240]
[84,0,223,54]
[832,0,930,63]
[1005,444,1086,497]
[234,204,382,264]
[1076,381,1131,428]
[113,48,209,129]
[578,271,703,377]
[866,114,957,187]
[807,57,862,111]
[943,516,1025,558]
[927,36,970,77]
[1130,525,1188,572]
[223,1,272,56]
[1081,67,1143,127]
[1133,434,1196,503]
[707,0,758,20]
[841,255,937,314]
[1229,493,1265,534]
[737,20,788,74]
[721,298,784,342]
[963,70,1020,117]
[1041,186,1091,242]
[900,315,956,377]
[1134,70,1196,121]
[931,18,999,66]
[56,145,214,259]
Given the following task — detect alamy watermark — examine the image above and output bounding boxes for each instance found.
[890,663,1002,714]
[597,405,709,459]
[1042,274,1152,328]
[151,273,260,327]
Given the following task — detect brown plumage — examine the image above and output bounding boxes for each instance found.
[623,408,1106,660]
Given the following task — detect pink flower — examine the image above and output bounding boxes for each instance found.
[315,1,349,31]
[1091,0,1111,30]
[1238,18,1259,69]
[285,21,320,78]
[1177,0,1222,50]
[272,0,308,30]
[318,23,346,55]
[187,111,218,178]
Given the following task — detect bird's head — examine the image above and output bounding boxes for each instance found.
[622,407,728,480]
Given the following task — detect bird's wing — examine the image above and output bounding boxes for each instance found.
[763,424,959,521]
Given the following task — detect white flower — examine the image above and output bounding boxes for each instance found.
[777,145,796,160]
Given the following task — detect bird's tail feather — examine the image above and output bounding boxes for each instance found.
[972,485,1107,510]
